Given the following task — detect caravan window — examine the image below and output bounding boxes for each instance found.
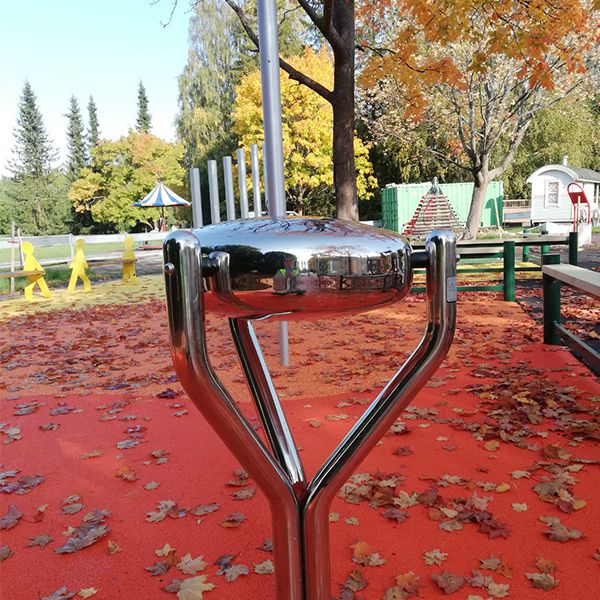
[544,180,559,207]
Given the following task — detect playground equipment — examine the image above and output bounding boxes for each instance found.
[121,235,137,284]
[163,216,457,599]
[68,239,91,293]
[567,182,592,227]
[403,177,466,238]
[21,241,51,301]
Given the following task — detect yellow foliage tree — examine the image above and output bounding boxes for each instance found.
[69,131,186,231]
[233,47,377,216]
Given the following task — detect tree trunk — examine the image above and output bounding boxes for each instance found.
[465,170,491,239]
[332,0,358,221]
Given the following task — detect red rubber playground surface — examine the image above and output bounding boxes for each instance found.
[1,277,599,599]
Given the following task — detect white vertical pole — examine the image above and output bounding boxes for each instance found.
[223,156,236,220]
[237,148,249,219]
[9,221,15,294]
[250,144,262,217]
[189,167,203,228]
[258,0,288,366]
[207,160,220,224]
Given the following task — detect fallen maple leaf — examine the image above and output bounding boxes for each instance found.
[526,572,558,591]
[40,586,77,600]
[146,561,171,576]
[224,563,249,582]
[423,549,447,566]
[487,581,510,597]
[431,571,465,594]
[219,512,245,528]
[77,588,98,598]
[0,504,22,530]
[350,541,385,566]
[253,560,274,574]
[26,534,53,548]
[177,575,215,600]
[55,509,110,554]
[0,545,13,561]
[395,571,420,596]
[192,502,220,516]
[107,540,121,554]
[177,553,207,575]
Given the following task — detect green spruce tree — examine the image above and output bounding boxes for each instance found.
[87,96,100,156]
[9,80,57,178]
[136,81,152,133]
[65,95,87,180]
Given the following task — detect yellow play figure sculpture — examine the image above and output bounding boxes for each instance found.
[68,239,91,293]
[122,235,137,284]
[22,241,51,301]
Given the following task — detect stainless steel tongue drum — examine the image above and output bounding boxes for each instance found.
[163,217,457,599]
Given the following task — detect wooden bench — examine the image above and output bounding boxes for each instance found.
[542,264,600,299]
[542,255,600,373]
[0,269,45,281]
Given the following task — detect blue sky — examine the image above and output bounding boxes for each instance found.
[0,0,192,175]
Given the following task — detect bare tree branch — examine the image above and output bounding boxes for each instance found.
[222,0,333,102]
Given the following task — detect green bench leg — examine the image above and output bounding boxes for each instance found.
[503,240,515,301]
[543,253,561,345]
[569,231,578,266]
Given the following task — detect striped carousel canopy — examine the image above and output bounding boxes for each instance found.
[134,182,190,208]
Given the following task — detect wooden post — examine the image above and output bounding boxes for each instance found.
[503,240,515,301]
[568,231,578,266]
[543,253,561,345]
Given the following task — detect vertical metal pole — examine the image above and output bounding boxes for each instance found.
[257,0,289,367]
[503,240,515,302]
[250,144,262,217]
[543,253,561,345]
[207,160,220,224]
[568,231,578,266]
[223,156,236,221]
[262,142,270,211]
[237,149,249,219]
[9,221,15,294]
[522,243,529,263]
[189,168,203,228]
[258,0,286,219]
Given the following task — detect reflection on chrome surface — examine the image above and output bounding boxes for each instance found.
[194,217,412,318]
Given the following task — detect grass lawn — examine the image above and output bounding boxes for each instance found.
[0,241,141,265]
[0,265,111,294]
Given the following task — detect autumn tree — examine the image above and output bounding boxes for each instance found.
[501,95,600,199]
[234,47,377,215]
[217,0,360,220]
[69,131,185,231]
[362,1,600,237]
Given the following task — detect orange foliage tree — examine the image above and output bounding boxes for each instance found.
[361,0,600,237]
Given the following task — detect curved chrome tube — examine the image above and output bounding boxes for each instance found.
[301,230,457,598]
[229,316,307,500]
[163,231,304,600]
